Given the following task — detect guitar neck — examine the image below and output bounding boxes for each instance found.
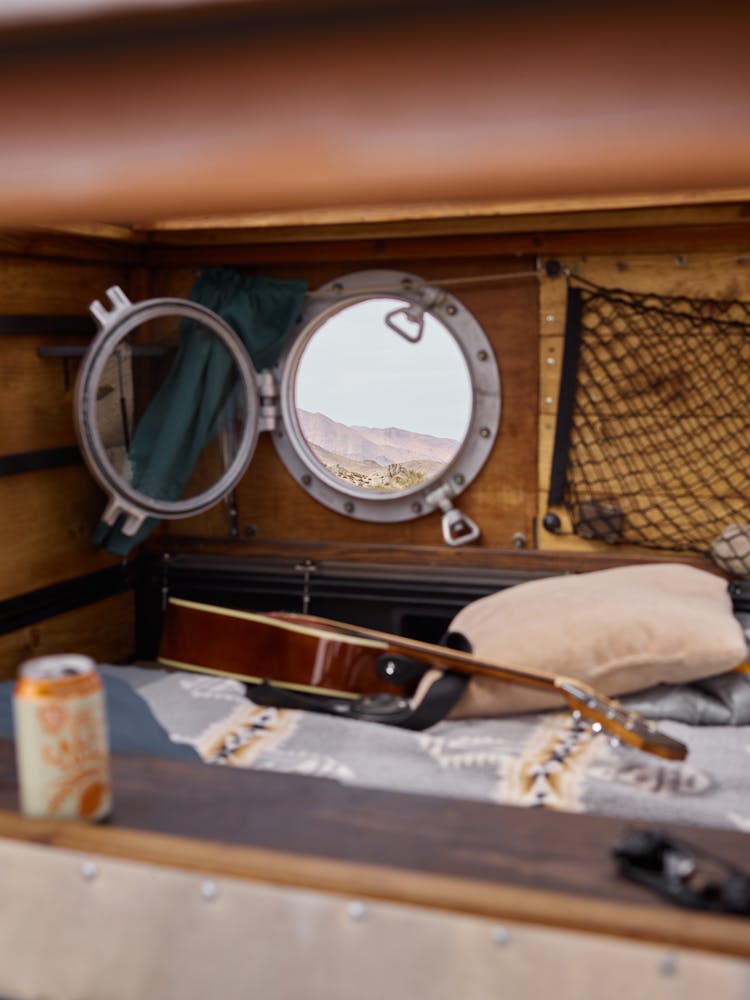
[269,611,688,761]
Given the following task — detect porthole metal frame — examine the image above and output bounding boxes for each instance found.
[272,270,501,525]
[75,287,260,537]
[74,274,501,542]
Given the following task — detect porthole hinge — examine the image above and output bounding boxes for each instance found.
[256,369,279,432]
[425,482,481,547]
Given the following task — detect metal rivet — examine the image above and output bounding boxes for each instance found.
[545,314,556,323]
[301,474,312,486]
[512,532,526,549]
[674,255,687,267]
[446,304,457,316]
[544,396,554,405]
[201,881,218,901]
[80,860,98,881]
[344,501,355,513]
[546,356,556,366]
[453,474,465,485]
[476,349,488,362]
[660,952,679,976]
[479,426,491,438]
[411,502,422,513]
[492,925,510,946]
[347,901,366,921]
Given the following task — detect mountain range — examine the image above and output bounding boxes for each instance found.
[297,410,460,467]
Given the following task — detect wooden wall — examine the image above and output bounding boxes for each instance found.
[0,233,140,677]
[147,239,540,558]
[1,209,749,678]
[143,219,749,576]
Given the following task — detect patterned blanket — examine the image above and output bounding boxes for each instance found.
[102,664,750,834]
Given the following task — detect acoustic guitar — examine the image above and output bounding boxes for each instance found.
[158,596,688,761]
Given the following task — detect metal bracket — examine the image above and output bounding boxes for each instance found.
[294,559,318,613]
[425,482,481,546]
[256,369,279,432]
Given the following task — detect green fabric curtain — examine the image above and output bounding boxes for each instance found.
[93,268,307,555]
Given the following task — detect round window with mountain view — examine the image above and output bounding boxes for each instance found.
[292,297,472,496]
[273,269,501,526]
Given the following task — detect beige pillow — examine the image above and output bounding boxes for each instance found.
[447,563,749,718]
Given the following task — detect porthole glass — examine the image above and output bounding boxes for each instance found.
[75,289,259,536]
[292,296,472,496]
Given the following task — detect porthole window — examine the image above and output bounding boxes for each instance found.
[75,270,501,545]
[273,270,501,536]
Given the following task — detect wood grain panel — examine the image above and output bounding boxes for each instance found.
[0,467,123,601]
[0,741,747,957]
[143,198,750,240]
[0,256,128,313]
[0,228,141,263]
[0,591,134,679]
[0,334,82,453]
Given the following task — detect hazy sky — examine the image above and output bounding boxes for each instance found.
[294,298,472,441]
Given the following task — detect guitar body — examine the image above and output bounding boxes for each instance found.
[158,598,416,699]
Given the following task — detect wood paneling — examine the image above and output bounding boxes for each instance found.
[0,245,135,683]
[0,257,129,313]
[0,334,80,453]
[0,591,134,679]
[143,199,750,248]
[0,467,124,601]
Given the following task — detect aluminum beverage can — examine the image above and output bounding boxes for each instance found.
[13,654,112,821]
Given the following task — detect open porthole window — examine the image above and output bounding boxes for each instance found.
[75,270,501,549]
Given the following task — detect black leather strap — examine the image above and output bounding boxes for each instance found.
[245,631,472,730]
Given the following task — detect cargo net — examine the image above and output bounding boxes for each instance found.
[547,278,750,575]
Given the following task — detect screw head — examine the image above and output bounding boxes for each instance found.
[201,881,219,901]
[492,925,510,946]
[80,861,98,881]
[347,901,366,921]
[542,512,561,533]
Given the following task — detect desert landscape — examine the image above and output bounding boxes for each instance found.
[298,410,460,492]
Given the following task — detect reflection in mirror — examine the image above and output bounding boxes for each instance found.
[92,316,249,503]
[293,298,472,495]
